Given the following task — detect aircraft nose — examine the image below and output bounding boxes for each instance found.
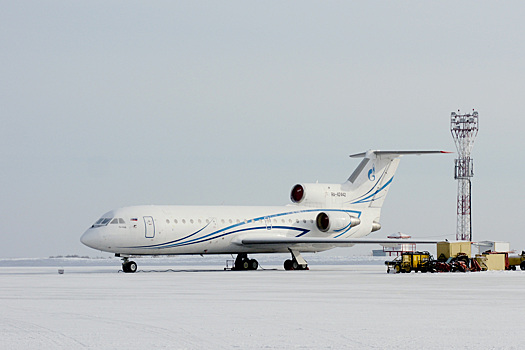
[80,229,103,250]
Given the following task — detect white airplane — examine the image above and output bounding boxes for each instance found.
[81,150,447,272]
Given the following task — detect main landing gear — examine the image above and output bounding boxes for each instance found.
[233,253,259,271]
[121,256,137,273]
[284,249,309,270]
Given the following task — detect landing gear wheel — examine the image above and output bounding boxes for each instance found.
[233,254,258,271]
[283,259,308,270]
[122,261,137,273]
[285,249,309,271]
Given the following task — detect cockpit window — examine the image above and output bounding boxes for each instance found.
[93,218,112,227]
[92,217,126,227]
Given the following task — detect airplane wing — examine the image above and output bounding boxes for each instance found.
[236,236,438,249]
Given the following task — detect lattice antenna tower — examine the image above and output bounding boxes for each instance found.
[450,110,479,241]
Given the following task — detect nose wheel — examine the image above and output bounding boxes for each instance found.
[121,257,137,273]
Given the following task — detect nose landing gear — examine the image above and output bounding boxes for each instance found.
[121,257,137,273]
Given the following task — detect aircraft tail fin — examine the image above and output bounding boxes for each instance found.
[343,150,449,209]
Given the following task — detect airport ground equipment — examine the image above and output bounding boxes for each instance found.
[507,252,525,270]
[385,251,432,273]
[388,241,525,274]
[450,111,479,241]
[470,258,482,272]
[476,251,525,271]
[386,243,478,273]
[437,241,472,260]
[475,252,507,271]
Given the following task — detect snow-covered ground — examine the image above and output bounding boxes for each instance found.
[0,254,389,267]
[1,258,524,349]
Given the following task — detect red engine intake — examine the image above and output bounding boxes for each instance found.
[315,212,361,233]
[290,184,305,203]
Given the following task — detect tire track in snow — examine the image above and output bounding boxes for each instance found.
[59,311,225,349]
[1,316,88,348]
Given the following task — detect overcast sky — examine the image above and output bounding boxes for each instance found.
[1,1,524,258]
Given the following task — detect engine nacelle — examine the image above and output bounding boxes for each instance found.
[315,212,361,233]
[290,183,350,207]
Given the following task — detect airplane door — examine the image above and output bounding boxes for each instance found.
[264,216,272,230]
[144,216,155,238]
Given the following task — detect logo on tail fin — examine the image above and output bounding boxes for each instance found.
[368,165,375,181]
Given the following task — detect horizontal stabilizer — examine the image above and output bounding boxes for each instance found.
[350,150,451,158]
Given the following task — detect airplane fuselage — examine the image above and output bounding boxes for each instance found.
[81,204,373,256]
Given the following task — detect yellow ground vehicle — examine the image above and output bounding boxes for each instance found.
[508,251,525,270]
[385,251,433,273]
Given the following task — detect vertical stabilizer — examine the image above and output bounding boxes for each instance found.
[343,150,446,209]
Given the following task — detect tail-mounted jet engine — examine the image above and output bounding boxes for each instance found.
[290,183,351,208]
[315,212,361,233]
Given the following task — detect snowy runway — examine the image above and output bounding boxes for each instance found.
[1,264,524,349]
